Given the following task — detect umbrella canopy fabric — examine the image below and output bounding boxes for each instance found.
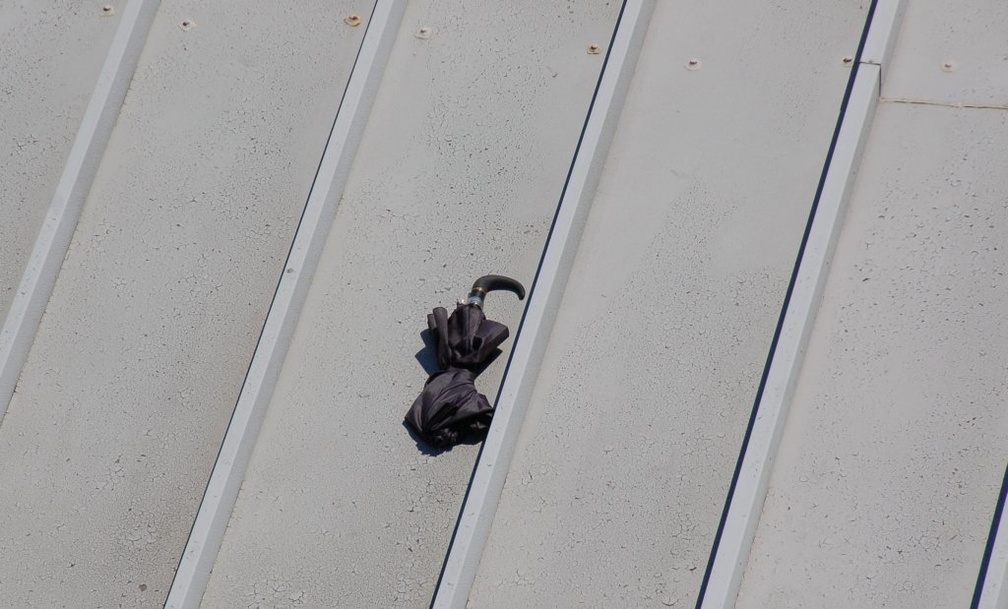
[405,303,510,448]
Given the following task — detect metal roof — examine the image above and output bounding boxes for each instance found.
[0,0,1005,607]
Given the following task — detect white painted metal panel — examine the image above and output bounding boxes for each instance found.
[699,1,909,600]
[200,2,622,607]
[468,1,867,607]
[859,0,906,70]
[737,102,1008,609]
[738,3,1008,606]
[0,2,118,322]
[701,62,882,609]
[0,0,159,424]
[883,0,1008,107]
[0,1,370,606]
[165,3,404,607]
[433,3,655,607]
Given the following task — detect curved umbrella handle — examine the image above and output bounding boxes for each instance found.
[466,274,526,307]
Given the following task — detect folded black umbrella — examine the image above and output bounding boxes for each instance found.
[405,275,525,448]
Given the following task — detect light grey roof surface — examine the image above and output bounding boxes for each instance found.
[0,1,1005,608]
[469,0,867,606]
[0,1,118,321]
[200,2,621,606]
[740,1,1008,604]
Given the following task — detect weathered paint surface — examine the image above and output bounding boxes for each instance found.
[3,1,1006,607]
[737,3,1008,606]
[0,1,369,606]
[0,1,118,321]
[883,0,1008,107]
[467,1,867,607]
[200,2,622,606]
[738,101,1008,609]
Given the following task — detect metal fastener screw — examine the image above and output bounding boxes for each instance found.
[179,19,195,31]
[414,26,432,39]
[587,43,601,55]
[841,55,854,66]
[101,5,115,15]
[685,58,701,71]
[344,15,361,27]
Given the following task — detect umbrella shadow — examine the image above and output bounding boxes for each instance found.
[414,329,440,376]
[410,330,445,456]
[401,420,483,455]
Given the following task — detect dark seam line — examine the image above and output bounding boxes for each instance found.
[693,1,879,607]
[882,96,1008,111]
[167,0,380,593]
[971,463,1008,608]
[428,2,630,607]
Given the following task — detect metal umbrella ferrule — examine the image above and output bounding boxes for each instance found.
[464,274,526,308]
